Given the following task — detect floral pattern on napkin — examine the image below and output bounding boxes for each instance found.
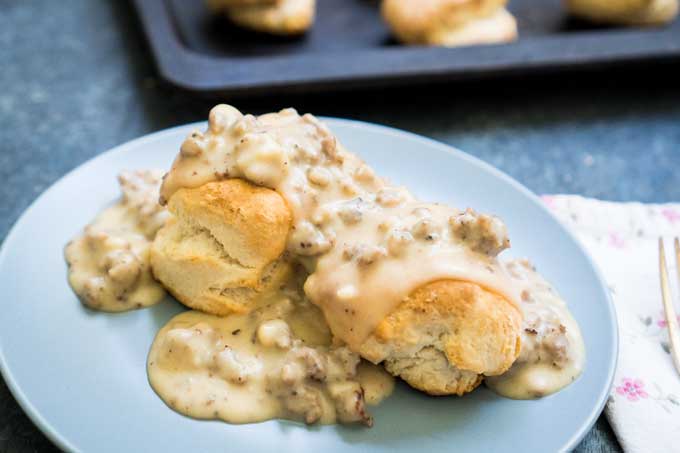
[542,195,680,453]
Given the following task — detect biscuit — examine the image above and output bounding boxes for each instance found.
[208,0,279,7]
[381,0,517,46]
[427,8,518,47]
[565,0,678,25]
[154,177,522,395]
[150,179,293,316]
[213,0,316,35]
[359,280,522,395]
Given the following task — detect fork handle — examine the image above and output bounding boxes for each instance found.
[659,239,680,376]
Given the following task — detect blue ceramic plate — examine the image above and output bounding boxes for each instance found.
[0,119,617,453]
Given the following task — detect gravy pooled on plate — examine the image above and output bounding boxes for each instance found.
[148,283,394,425]
[65,170,168,311]
[487,260,586,398]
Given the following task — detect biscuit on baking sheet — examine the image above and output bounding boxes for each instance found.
[428,8,518,47]
[210,0,316,35]
[565,0,678,25]
[381,0,517,46]
[207,0,280,7]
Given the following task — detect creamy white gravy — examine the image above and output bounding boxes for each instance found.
[65,170,168,311]
[160,105,520,350]
[486,259,586,399]
[148,287,394,425]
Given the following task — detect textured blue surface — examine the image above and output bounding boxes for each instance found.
[2,0,679,451]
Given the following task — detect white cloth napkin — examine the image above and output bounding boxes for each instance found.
[542,195,680,453]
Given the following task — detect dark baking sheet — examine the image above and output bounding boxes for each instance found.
[132,0,680,95]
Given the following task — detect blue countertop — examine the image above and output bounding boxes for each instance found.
[2,0,679,451]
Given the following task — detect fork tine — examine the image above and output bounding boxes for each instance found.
[675,238,680,287]
[659,238,680,376]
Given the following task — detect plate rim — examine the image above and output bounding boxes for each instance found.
[0,118,619,453]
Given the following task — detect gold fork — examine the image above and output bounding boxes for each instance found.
[658,238,680,376]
